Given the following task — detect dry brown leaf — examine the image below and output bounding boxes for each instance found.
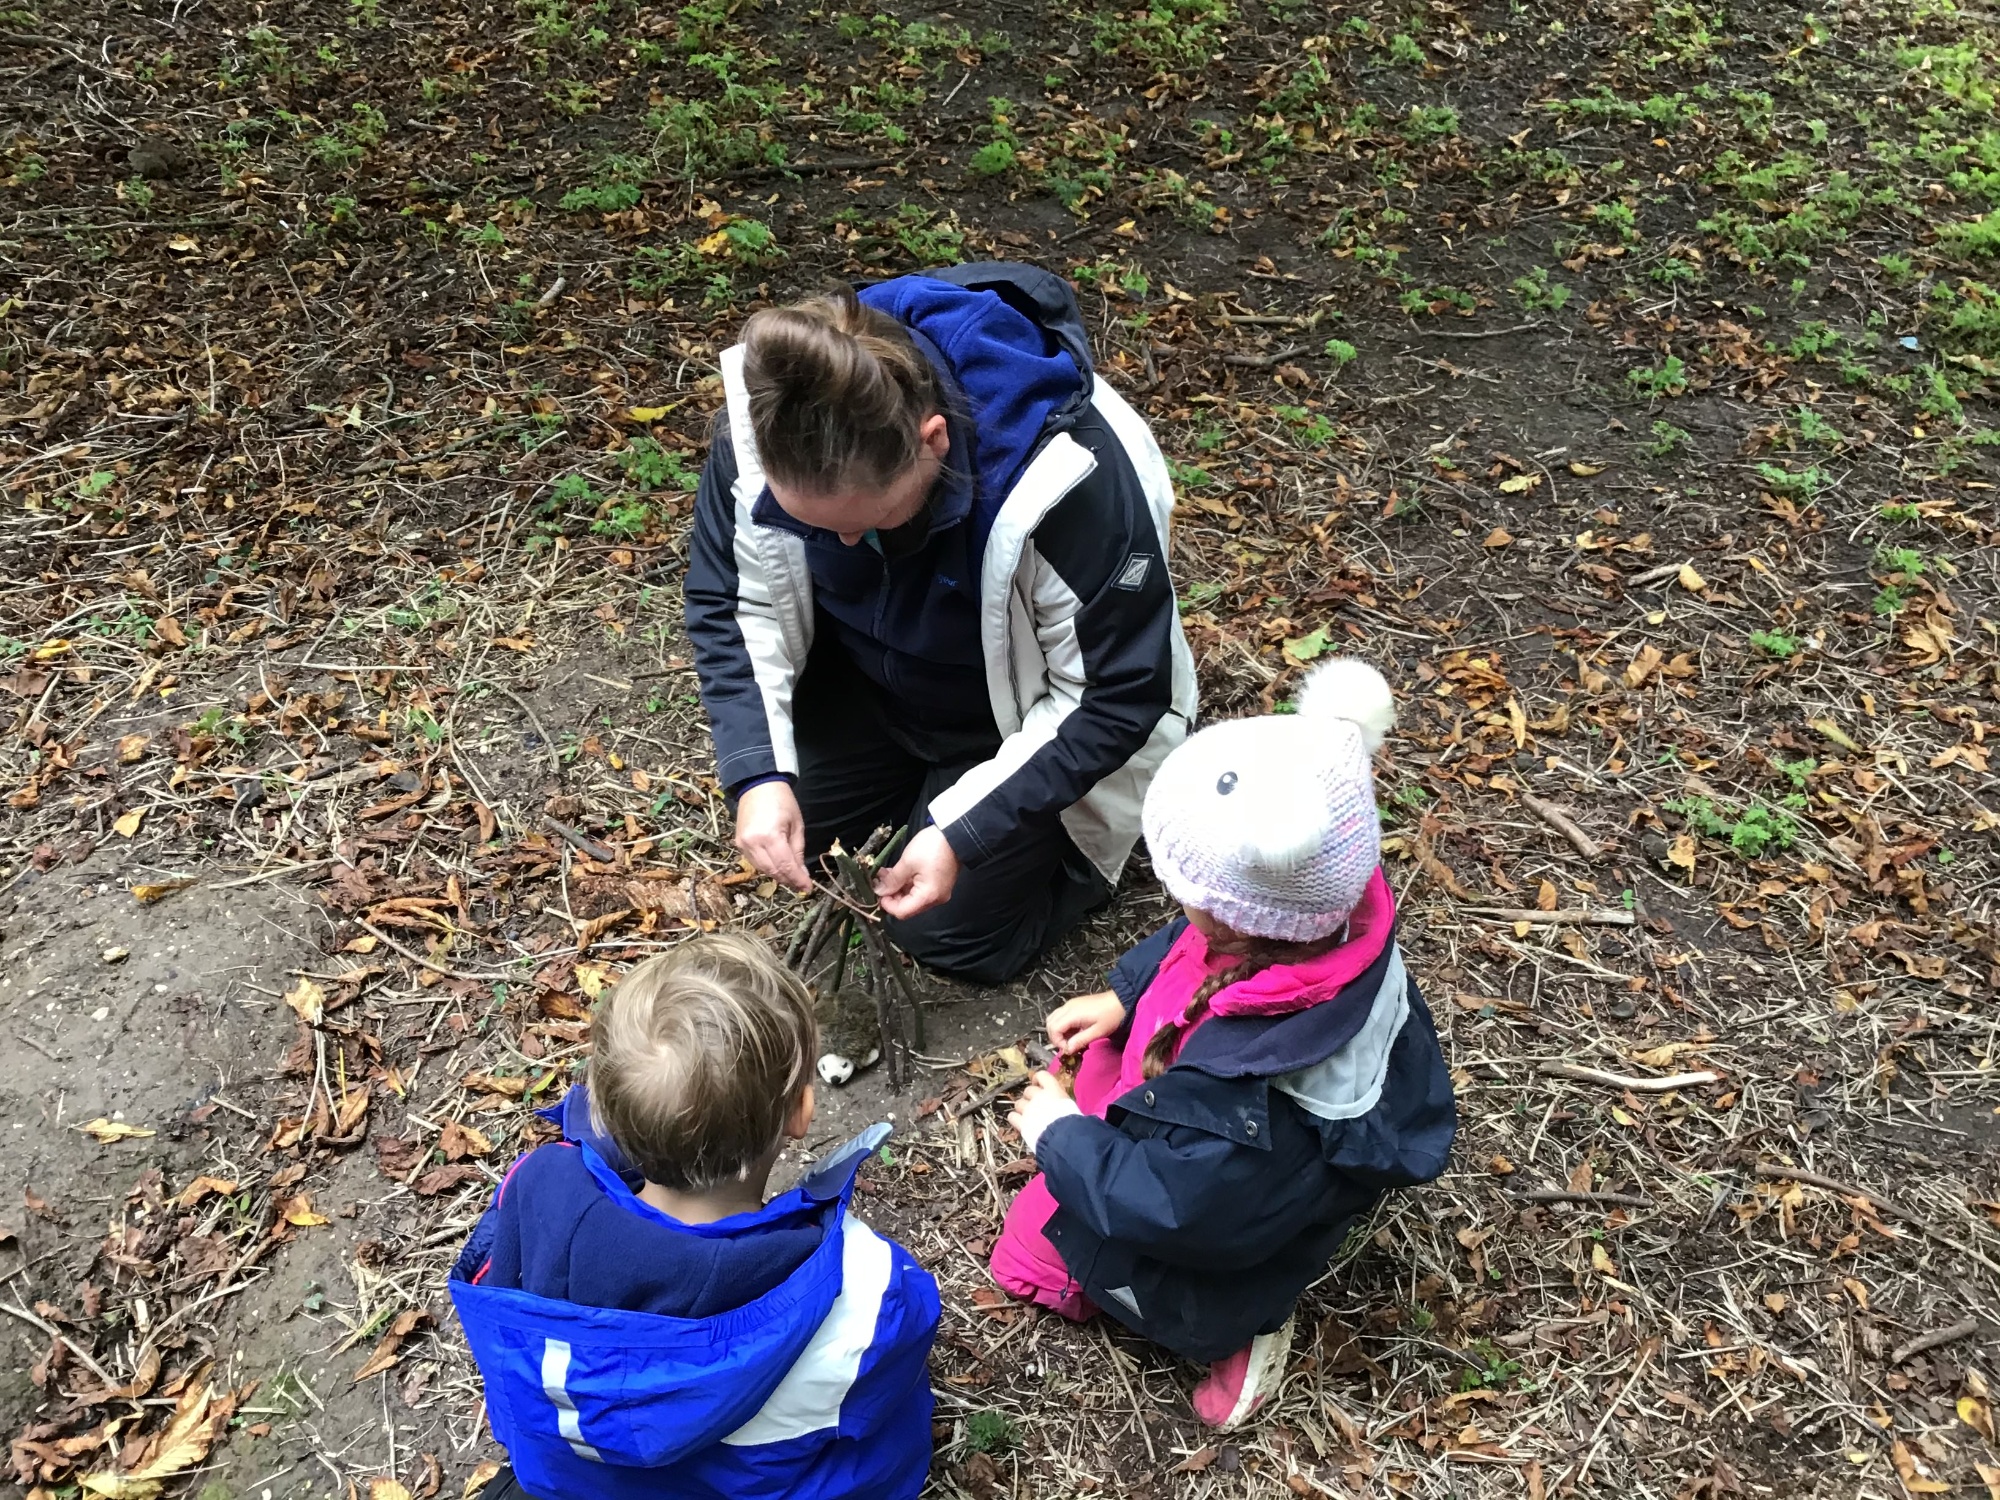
[116,733,149,763]
[1891,1440,1949,1494]
[1568,460,1605,477]
[355,1308,432,1384]
[78,1118,155,1143]
[1667,833,1698,871]
[151,617,188,650]
[1536,879,1558,912]
[1498,472,1542,494]
[132,879,197,904]
[1483,527,1514,548]
[1624,642,1663,689]
[462,1460,503,1499]
[439,1120,493,1160]
[368,1482,414,1500]
[284,977,326,1025]
[174,1175,239,1209]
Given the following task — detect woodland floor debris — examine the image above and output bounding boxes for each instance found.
[3,0,1998,1492]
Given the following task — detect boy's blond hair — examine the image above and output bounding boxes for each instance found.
[588,933,817,1193]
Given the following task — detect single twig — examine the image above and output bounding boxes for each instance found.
[542,815,614,863]
[1519,1188,1653,1209]
[1465,906,1635,926]
[1423,319,1549,340]
[1540,1062,1720,1091]
[1221,343,1307,369]
[1522,794,1602,859]
[1889,1317,1978,1366]
[944,1069,1031,1126]
[481,680,561,776]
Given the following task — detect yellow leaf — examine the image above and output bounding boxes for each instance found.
[32,637,72,661]
[284,977,326,1026]
[626,405,672,422]
[78,1118,155,1143]
[112,808,146,838]
[80,1381,226,1499]
[163,233,201,254]
[132,878,197,904]
[1498,472,1542,494]
[1483,527,1515,548]
[1959,1396,1996,1444]
[117,733,149,763]
[696,228,733,257]
[1569,460,1606,477]
[1611,1105,1637,1126]
[1630,1041,1699,1068]
[575,962,612,999]
[1676,563,1707,591]
[1667,833,1698,871]
[344,935,380,953]
[1489,1154,1516,1175]
[1808,716,1861,753]
[1506,696,1528,748]
[1590,1243,1619,1277]
[281,1192,330,1227]
[368,1480,414,1500]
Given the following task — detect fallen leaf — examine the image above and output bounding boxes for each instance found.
[1484,527,1515,548]
[1959,1395,1996,1445]
[79,1381,229,1499]
[626,405,672,422]
[1808,716,1861,753]
[284,977,326,1025]
[1498,472,1543,494]
[132,879,197,904]
[1667,833,1698,871]
[78,1118,155,1144]
[152,617,187,649]
[1590,1242,1619,1278]
[439,1120,493,1161]
[1676,562,1707,591]
[1282,626,1330,664]
[117,734,149,763]
[575,962,612,999]
[411,1164,482,1197]
[367,1482,414,1500]
[174,1175,238,1209]
[1569,460,1605,477]
[1489,1154,1516,1174]
[112,808,146,838]
[1976,1462,2000,1500]
[462,1461,503,1500]
[355,1308,433,1385]
[1624,642,1664,689]
[280,1193,330,1227]
[1892,1439,1950,1494]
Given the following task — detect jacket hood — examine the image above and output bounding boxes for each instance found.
[858,265,1089,514]
[451,1089,893,1469]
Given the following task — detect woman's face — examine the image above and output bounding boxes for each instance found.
[766,412,950,546]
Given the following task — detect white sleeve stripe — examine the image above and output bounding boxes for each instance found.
[540,1339,604,1462]
[720,1214,894,1446]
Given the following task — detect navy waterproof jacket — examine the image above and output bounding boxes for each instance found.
[450,1091,940,1500]
[684,262,1198,886]
[1036,920,1457,1362]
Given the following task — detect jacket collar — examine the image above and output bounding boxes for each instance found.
[1175,928,1402,1080]
[1193,871,1395,1021]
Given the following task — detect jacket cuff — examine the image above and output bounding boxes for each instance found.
[937,814,996,870]
[1031,1109,1100,1177]
[729,771,792,803]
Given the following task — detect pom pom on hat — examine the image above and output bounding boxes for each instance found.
[1141,658,1395,943]
[1292,657,1396,755]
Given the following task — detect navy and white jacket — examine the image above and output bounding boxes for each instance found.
[450,1091,940,1500]
[685,262,1197,883]
[1038,914,1457,1363]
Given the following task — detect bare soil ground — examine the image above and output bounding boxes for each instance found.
[3,0,1998,1492]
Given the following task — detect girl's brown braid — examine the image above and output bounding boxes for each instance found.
[1138,931,1342,1081]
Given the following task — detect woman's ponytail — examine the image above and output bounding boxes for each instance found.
[740,288,940,494]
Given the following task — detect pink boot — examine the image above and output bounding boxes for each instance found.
[1190,1314,1294,1429]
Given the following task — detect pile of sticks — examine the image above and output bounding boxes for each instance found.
[784,825,927,1089]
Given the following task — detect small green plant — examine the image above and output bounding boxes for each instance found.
[1403,105,1459,143]
[1794,406,1842,446]
[1873,544,1925,578]
[592,499,653,539]
[969,98,1018,176]
[1668,794,1797,860]
[1513,266,1571,312]
[621,438,698,493]
[1386,31,1425,65]
[1771,755,1816,790]
[1457,1339,1525,1393]
[1880,502,1919,523]
[1755,462,1822,500]
[1588,199,1639,243]
[1748,628,1797,658]
[963,1410,1019,1455]
[1646,419,1689,456]
[1628,355,1688,396]
[1323,337,1357,367]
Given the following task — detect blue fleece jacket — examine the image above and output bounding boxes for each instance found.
[740,273,1088,747]
[450,1090,941,1500]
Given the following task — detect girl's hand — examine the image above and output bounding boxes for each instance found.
[1046,991,1126,1057]
[1008,1071,1082,1153]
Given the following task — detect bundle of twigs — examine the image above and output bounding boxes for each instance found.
[784,824,927,1090]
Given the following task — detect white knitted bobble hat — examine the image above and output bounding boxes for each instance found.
[1140,658,1395,943]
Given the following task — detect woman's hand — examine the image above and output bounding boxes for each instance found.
[873,825,960,919]
[1008,1070,1082,1153]
[1046,991,1126,1058]
[735,780,811,892]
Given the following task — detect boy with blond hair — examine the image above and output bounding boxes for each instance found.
[451,934,940,1500]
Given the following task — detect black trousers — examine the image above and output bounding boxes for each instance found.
[789,643,1108,985]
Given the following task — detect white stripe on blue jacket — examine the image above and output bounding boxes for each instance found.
[450,1124,940,1500]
